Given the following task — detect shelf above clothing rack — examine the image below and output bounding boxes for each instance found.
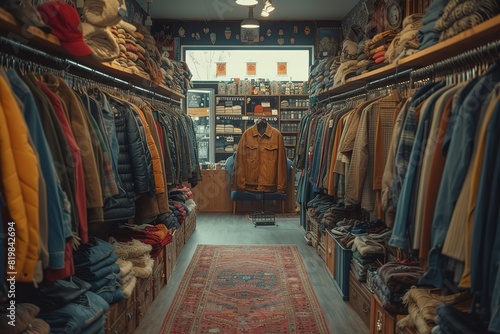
[0,8,184,101]
[317,14,500,100]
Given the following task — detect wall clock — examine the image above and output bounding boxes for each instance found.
[385,0,402,30]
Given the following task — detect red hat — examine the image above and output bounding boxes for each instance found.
[37,1,93,57]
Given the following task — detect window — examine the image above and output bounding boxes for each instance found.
[183,47,312,82]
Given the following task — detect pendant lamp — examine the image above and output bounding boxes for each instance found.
[235,0,258,5]
[241,6,259,28]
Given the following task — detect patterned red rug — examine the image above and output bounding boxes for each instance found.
[160,244,330,333]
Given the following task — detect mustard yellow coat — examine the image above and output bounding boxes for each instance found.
[0,75,39,282]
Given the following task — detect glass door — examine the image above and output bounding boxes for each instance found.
[187,89,215,164]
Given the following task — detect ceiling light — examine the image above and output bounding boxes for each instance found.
[241,6,259,28]
[264,0,275,12]
[260,9,269,17]
[235,0,258,5]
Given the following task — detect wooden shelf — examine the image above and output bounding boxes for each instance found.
[318,14,500,99]
[0,8,184,101]
[280,119,302,122]
[280,106,309,110]
[215,132,243,135]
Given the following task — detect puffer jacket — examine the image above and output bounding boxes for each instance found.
[103,98,154,222]
[0,75,39,282]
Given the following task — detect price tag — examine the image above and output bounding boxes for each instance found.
[242,116,249,120]
[329,119,334,128]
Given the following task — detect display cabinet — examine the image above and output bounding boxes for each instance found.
[187,89,215,164]
[279,94,309,159]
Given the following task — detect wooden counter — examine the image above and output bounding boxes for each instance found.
[191,169,296,213]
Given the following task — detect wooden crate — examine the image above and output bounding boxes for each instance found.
[105,294,136,334]
[184,211,197,243]
[175,222,185,257]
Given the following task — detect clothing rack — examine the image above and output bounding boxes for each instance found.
[410,39,500,84]
[317,68,413,104]
[0,36,181,105]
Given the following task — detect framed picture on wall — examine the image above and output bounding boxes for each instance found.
[241,27,259,43]
[316,27,342,59]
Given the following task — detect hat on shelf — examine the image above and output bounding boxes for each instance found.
[83,0,126,27]
[37,1,93,57]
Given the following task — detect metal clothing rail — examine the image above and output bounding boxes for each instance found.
[410,39,500,83]
[317,68,413,104]
[0,36,180,105]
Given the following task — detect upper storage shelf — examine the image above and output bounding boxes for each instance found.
[0,8,184,101]
[318,14,500,99]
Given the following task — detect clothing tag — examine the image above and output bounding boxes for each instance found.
[329,119,334,128]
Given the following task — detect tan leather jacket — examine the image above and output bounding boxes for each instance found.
[233,123,287,193]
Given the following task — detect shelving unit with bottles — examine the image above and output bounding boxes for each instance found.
[214,94,309,162]
[279,95,309,159]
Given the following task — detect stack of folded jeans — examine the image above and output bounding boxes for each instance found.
[433,303,489,334]
[74,238,125,305]
[27,276,109,334]
[39,290,109,334]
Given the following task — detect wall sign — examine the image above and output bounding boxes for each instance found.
[246,62,257,76]
[216,62,226,77]
[277,62,287,76]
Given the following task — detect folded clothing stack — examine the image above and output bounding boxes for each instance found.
[308,56,339,96]
[73,238,124,305]
[365,30,398,69]
[111,238,155,279]
[136,23,165,85]
[397,288,472,334]
[110,24,150,78]
[80,0,125,62]
[372,261,425,313]
[116,258,136,299]
[232,105,242,114]
[216,105,226,114]
[334,25,366,86]
[112,224,172,258]
[216,124,226,133]
[418,0,449,50]
[435,0,500,42]
[351,251,382,282]
[386,14,423,64]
